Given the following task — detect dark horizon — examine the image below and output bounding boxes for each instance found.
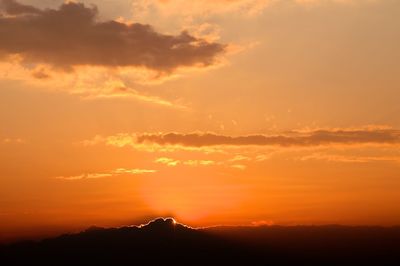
[3,216,400,245]
[2,217,400,265]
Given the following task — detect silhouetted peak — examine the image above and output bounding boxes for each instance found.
[145,217,176,227]
[141,217,179,231]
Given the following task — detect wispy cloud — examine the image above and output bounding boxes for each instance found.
[230,164,247,170]
[183,160,215,166]
[229,155,252,162]
[132,0,274,19]
[112,168,157,175]
[55,168,157,181]
[154,157,216,167]
[298,153,400,164]
[2,137,25,144]
[153,156,247,170]
[155,157,181,167]
[131,0,375,22]
[79,85,188,110]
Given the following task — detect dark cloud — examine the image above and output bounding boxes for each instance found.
[136,129,400,147]
[0,0,40,15]
[0,0,226,72]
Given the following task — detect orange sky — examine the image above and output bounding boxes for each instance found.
[1,0,400,241]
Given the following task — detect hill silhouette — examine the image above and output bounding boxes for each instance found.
[1,218,400,265]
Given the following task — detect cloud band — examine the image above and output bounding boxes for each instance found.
[135,129,400,147]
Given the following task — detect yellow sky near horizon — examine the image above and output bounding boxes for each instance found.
[1,0,400,241]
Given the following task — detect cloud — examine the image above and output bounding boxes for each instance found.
[0,1,226,73]
[155,157,180,166]
[229,155,252,162]
[55,168,157,181]
[112,168,157,174]
[81,133,225,154]
[0,0,40,15]
[153,156,251,170]
[136,129,400,147]
[80,128,400,159]
[255,154,271,161]
[132,0,273,19]
[130,0,273,45]
[2,137,25,144]
[183,160,215,166]
[154,157,216,167]
[0,59,189,107]
[82,133,136,148]
[79,84,188,110]
[230,164,247,170]
[131,0,374,22]
[298,153,400,163]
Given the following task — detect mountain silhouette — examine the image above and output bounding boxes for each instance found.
[141,217,178,231]
[1,218,400,265]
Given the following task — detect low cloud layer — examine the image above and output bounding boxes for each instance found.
[0,0,226,72]
[136,129,400,147]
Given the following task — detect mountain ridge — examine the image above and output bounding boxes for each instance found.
[1,218,400,265]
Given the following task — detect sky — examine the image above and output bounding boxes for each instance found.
[1,0,400,241]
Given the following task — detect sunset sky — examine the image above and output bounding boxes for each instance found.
[1,0,400,241]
